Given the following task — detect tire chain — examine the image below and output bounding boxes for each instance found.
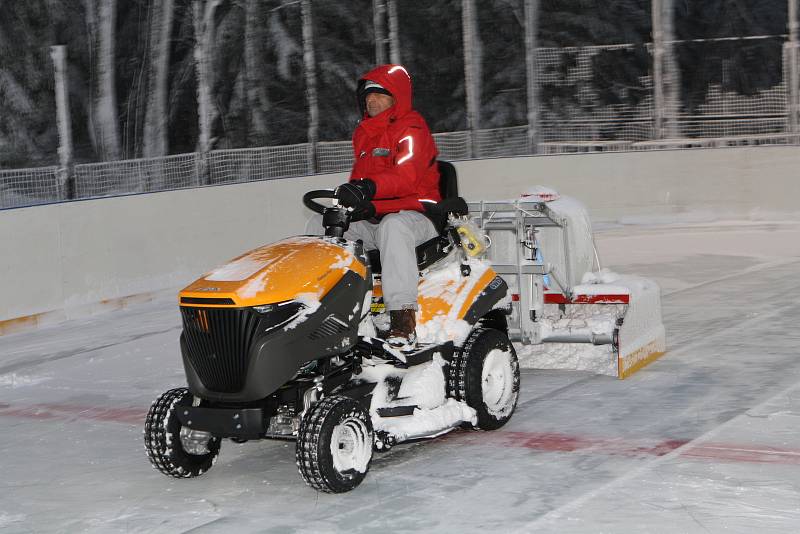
[295,395,367,493]
[447,327,488,402]
[143,387,218,478]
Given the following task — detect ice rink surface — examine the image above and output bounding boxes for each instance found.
[1,220,799,533]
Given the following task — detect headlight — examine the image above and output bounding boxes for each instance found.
[252,301,307,332]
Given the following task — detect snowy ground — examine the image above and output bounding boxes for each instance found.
[1,220,799,533]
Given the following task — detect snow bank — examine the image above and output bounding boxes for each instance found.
[517,303,621,376]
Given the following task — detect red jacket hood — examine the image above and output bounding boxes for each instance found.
[358,64,413,120]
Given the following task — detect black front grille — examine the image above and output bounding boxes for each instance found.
[181,307,262,393]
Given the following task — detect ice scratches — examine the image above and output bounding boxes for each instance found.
[0,512,25,528]
[175,516,238,533]
[0,373,49,388]
[666,298,792,356]
[513,379,800,533]
[0,326,179,375]
[514,375,596,411]
[662,257,800,299]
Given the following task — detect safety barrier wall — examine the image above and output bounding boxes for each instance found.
[2,146,799,327]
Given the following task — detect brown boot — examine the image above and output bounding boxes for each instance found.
[387,308,417,349]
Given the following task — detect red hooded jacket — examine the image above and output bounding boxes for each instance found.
[350,64,441,216]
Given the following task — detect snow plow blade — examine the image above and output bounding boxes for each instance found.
[613,276,666,379]
[541,275,666,378]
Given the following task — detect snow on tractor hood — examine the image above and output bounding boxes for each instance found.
[180,237,367,308]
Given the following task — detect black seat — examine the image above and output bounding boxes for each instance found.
[367,160,466,275]
[438,160,458,199]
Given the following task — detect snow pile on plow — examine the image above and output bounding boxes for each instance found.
[467,189,666,378]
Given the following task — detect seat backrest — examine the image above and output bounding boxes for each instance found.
[437,160,458,199]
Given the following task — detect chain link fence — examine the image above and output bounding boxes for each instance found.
[536,45,656,144]
[0,166,62,209]
[74,153,201,199]
[3,36,799,210]
[674,36,789,139]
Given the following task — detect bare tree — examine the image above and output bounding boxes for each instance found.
[194,0,221,158]
[85,0,121,161]
[51,45,74,198]
[387,0,400,64]
[461,0,480,157]
[301,0,318,172]
[652,0,680,138]
[524,0,540,153]
[245,0,270,145]
[373,0,387,64]
[143,0,175,158]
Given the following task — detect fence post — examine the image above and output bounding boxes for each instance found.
[788,0,799,138]
[524,0,540,154]
[652,0,680,139]
[50,45,75,200]
[301,0,318,174]
[461,0,479,158]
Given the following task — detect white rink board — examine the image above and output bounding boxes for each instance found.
[2,145,800,323]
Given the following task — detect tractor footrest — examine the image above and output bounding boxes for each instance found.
[377,405,418,417]
[400,341,455,366]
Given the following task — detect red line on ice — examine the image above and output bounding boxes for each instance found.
[3,404,799,466]
[447,430,800,466]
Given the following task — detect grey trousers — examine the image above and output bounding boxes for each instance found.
[307,210,438,310]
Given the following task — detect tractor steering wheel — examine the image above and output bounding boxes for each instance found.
[302,189,338,214]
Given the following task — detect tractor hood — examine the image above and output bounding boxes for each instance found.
[180,237,367,308]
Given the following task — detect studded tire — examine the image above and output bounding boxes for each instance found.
[448,328,520,430]
[144,387,221,478]
[296,395,373,493]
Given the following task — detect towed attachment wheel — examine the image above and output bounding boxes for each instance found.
[296,395,373,493]
[144,387,221,478]
[449,328,520,430]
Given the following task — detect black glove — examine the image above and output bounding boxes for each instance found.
[351,201,376,222]
[335,179,376,209]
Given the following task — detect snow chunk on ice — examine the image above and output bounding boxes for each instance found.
[0,374,50,388]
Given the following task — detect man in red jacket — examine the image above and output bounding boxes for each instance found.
[334,64,441,348]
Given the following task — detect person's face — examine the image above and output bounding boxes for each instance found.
[366,92,394,117]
